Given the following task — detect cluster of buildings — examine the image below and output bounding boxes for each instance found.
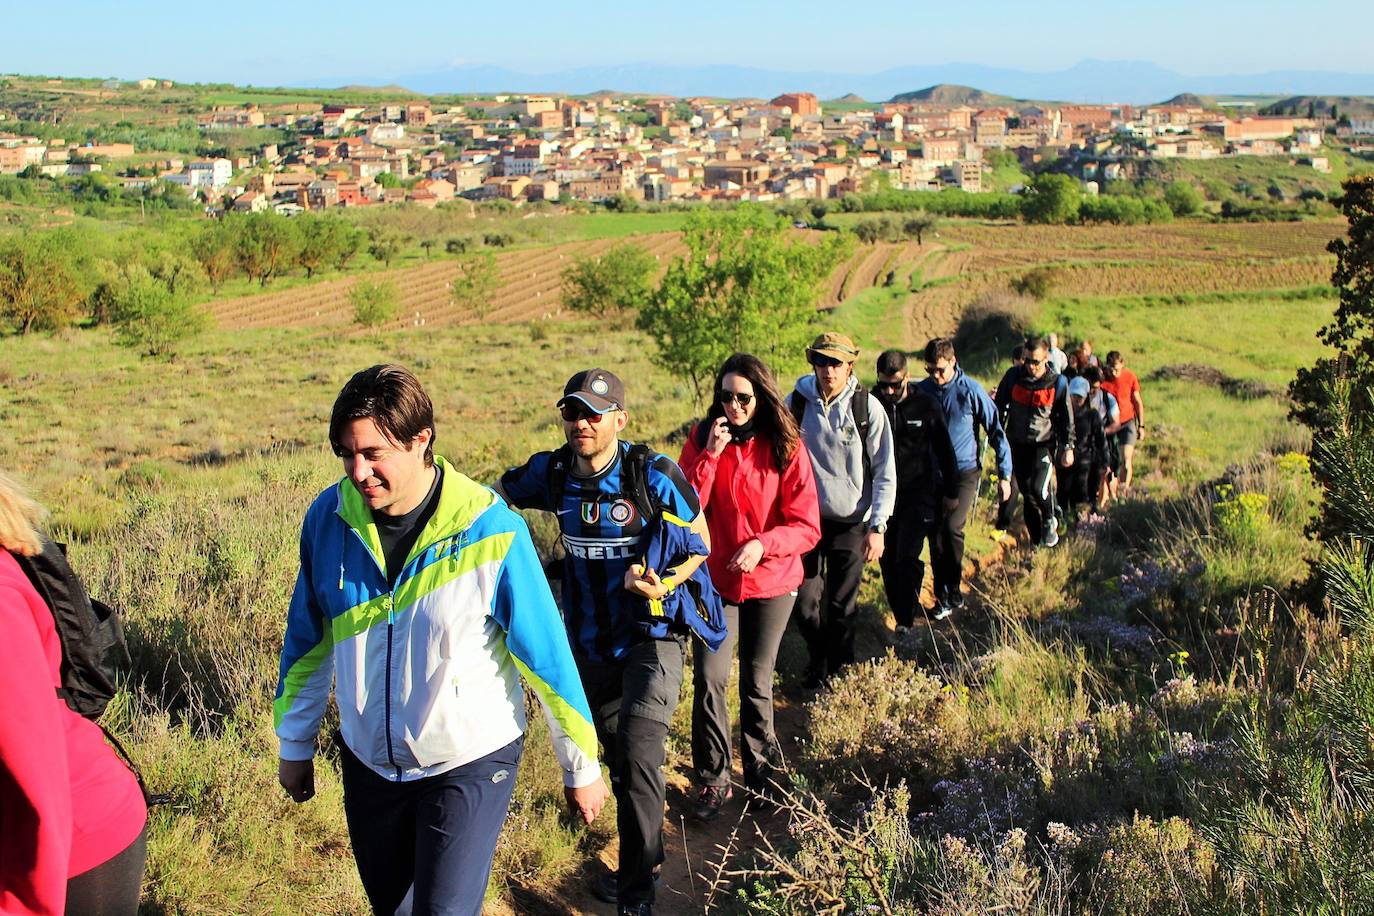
[2,89,1369,210]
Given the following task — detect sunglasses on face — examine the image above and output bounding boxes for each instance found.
[876,378,905,391]
[810,355,843,369]
[1024,358,1047,369]
[560,405,608,423]
[718,391,754,406]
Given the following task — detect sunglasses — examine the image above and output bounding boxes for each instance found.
[1024,359,1047,369]
[925,363,951,376]
[718,391,754,406]
[559,405,608,423]
[875,378,905,390]
[810,355,843,369]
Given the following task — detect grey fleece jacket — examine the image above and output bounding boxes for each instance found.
[792,374,897,527]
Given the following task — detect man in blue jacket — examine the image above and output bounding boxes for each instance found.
[917,338,1013,617]
[275,364,609,916]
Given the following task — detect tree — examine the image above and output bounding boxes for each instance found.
[147,249,204,295]
[419,238,436,260]
[1164,181,1204,217]
[296,214,346,278]
[375,171,402,189]
[235,213,300,287]
[367,226,408,267]
[349,279,400,329]
[903,213,937,245]
[637,205,852,400]
[192,220,238,293]
[0,235,83,335]
[333,223,366,270]
[1021,173,1082,225]
[561,243,657,317]
[450,251,500,317]
[111,271,208,357]
[1291,175,1374,438]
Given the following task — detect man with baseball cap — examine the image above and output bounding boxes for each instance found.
[495,368,709,916]
[789,332,896,687]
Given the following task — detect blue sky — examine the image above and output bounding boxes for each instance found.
[5,0,1371,86]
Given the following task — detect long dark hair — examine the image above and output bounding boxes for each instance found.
[698,352,800,472]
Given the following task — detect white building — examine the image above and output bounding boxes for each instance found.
[187,158,232,189]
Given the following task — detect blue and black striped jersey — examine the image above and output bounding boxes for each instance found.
[501,441,701,662]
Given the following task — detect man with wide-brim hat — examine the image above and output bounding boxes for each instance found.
[788,332,896,688]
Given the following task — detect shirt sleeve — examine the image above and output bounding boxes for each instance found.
[648,454,701,523]
[927,400,961,500]
[677,425,719,510]
[756,443,822,559]
[499,452,554,511]
[865,394,897,528]
[489,513,601,788]
[0,584,73,916]
[974,383,1014,479]
[273,518,336,761]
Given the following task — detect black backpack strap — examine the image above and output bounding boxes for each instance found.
[544,444,574,507]
[97,723,171,807]
[789,391,805,428]
[852,384,873,484]
[622,444,660,522]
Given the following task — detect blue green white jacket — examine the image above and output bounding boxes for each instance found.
[274,456,601,786]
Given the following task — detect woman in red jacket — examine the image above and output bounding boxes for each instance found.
[679,353,821,821]
[0,473,148,915]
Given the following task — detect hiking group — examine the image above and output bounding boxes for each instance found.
[1,330,1143,916]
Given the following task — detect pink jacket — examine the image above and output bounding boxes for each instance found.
[679,426,821,604]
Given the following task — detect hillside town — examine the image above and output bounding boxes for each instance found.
[3,82,1374,213]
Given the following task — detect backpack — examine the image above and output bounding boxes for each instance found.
[790,384,873,480]
[15,539,128,721]
[14,539,168,806]
[546,442,658,522]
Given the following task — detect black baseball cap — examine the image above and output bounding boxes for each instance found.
[557,368,625,413]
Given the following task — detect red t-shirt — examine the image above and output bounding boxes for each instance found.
[1101,368,1141,424]
[0,550,147,915]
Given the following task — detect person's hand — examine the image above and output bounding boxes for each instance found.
[565,777,610,825]
[998,479,1012,502]
[728,538,764,573]
[624,564,670,600]
[705,417,731,456]
[279,757,315,804]
[863,530,885,564]
[942,496,960,514]
[1136,424,1146,441]
[1059,448,1075,469]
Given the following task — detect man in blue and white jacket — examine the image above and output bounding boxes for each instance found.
[275,364,608,916]
[791,332,896,687]
[918,337,1013,615]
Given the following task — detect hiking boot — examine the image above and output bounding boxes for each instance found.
[932,599,954,621]
[591,868,662,904]
[691,784,733,822]
[946,590,966,611]
[894,623,912,639]
[1041,525,1060,548]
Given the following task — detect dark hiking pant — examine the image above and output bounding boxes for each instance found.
[1011,441,1057,543]
[692,593,796,790]
[932,469,983,603]
[64,823,148,916]
[577,636,685,907]
[880,495,939,626]
[796,517,867,677]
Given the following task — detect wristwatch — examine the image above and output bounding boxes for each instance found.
[870,522,887,534]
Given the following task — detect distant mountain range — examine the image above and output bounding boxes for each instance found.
[332,59,1374,104]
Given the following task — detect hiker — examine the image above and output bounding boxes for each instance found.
[1,472,148,916]
[1100,350,1145,496]
[790,332,896,687]
[1081,365,1121,508]
[1058,377,1108,524]
[275,365,608,916]
[873,349,959,627]
[1078,339,1101,368]
[678,353,821,819]
[917,338,1013,616]
[994,336,1075,548]
[1046,333,1069,375]
[496,368,710,916]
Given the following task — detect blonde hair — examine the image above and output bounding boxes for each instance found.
[0,471,46,556]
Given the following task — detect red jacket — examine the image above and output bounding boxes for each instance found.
[0,550,146,915]
[679,426,821,604]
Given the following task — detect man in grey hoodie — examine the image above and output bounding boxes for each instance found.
[790,332,896,687]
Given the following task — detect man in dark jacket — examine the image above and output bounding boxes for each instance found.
[874,350,960,627]
[994,337,1075,548]
[917,338,1013,615]
[1057,376,1107,523]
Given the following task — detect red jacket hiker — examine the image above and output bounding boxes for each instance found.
[679,424,821,604]
[0,550,146,915]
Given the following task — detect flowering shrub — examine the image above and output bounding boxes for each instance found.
[1047,815,1218,915]
[1213,484,1270,545]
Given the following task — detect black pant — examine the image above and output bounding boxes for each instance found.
[796,517,867,676]
[339,735,524,916]
[880,496,938,626]
[1057,461,1094,520]
[692,593,796,790]
[932,469,982,603]
[1010,442,1057,542]
[577,636,685,906]
[64,823,147,916]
